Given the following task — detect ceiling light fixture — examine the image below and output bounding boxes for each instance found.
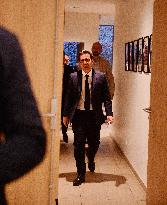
[72,6,80,9]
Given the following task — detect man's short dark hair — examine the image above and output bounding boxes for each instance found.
[92,42,102,49]
[78,50,93,62]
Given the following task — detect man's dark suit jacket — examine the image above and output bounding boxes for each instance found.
[61,64,75,114]
[63,69,113,125]
[0,27,46,203]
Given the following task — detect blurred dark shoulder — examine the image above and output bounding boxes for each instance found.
[64,64,78,74]
[64,64,74,75]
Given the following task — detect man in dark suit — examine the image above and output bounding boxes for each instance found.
[63,50,114,186]
[0,27,46,204]
[61,53,75,143]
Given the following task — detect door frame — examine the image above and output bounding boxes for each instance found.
[49,0,65,204]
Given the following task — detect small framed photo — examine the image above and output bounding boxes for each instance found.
[133,40,138,72]
[143,36,150,73]
[137,38,143,72]
[129,41,134,71]
[125,42,129,71]
[148,34,152,73]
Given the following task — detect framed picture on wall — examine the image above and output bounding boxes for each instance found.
[137,38,143,72]
[133,40,138,72]
[129,41,134,71]
[125,42,129,71]
[143,36,150,73]
[148,34,152,73]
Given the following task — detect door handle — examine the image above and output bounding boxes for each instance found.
[41,99,57,130]
[41,113,56,117]
[143,107,151,113]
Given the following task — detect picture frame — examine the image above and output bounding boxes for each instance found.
[148,34,152,73]
[125,42,129,71]
[133,40,138,72]
[143,36,150,73]
[125,34,152,74]
[129,41,134,71]
[137,38,143,72]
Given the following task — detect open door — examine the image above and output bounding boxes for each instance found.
[0,0,64,204]
[147,1,167,204]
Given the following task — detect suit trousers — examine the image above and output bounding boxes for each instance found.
[0,184,7,205]
[61,121,67,135]
[72,110,101,175]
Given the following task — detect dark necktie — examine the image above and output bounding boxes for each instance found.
[84,74,90,110]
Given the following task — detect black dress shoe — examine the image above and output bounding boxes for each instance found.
[63,133,68,143]
[73,175,85,186]
[88,162,95,172]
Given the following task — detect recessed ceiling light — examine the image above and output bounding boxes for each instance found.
[72,6,80,9]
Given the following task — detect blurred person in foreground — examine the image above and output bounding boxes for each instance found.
[0,27,46,205]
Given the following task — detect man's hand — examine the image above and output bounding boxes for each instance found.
[106,116,114,125]
[63,116,70,127]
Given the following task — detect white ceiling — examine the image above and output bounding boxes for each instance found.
[65,0,116,15]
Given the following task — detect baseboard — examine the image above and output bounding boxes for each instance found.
[112,138,147,192]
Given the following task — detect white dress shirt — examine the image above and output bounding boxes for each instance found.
[77,70,93,110]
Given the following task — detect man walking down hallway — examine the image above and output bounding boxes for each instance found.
[91,41,115,99]
[63,50,114,186]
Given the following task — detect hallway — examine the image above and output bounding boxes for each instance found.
[58,125,146,205]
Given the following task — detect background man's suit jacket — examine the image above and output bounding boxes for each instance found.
[63,69,113,125]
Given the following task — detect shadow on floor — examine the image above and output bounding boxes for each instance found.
[60,142,70,153]
[59,172,126,187]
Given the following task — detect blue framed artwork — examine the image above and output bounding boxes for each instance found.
[64,42,84,67]
[99,25,114,65]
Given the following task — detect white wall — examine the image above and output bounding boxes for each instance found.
[64,0,154,186]
[64,12,99,50]
[112,0,154,186]
[100,15,114,25]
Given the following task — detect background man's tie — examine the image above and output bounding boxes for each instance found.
[84,74,90,110]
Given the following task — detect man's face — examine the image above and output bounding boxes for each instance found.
[91,43,102,56]
[79,53,92,73]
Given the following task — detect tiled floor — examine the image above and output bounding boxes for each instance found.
[58,125,146,205]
